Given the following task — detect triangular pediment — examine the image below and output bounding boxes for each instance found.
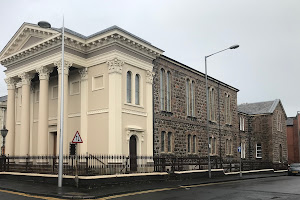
[0,23,59,60]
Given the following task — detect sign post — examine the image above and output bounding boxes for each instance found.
[72,131,83,188]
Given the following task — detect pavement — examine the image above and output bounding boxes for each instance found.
[0,170,288,199]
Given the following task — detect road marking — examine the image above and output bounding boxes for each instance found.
[0,189,62,200]
[96,180,241,200]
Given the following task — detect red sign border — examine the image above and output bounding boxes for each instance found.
[72,131,83,143]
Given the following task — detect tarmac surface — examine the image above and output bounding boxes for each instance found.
[0,171,289,199]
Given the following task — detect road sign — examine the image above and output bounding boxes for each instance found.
[238,146,241,153]
[72,131,83,143]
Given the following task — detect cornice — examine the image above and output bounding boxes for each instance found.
[1,30,163,67]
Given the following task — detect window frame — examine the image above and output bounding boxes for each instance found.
[135,74,140,105]
[256,143,262,158]
[127,71,132,103]
[160,69,165,110]
[166,71,171,112]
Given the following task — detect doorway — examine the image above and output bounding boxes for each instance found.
[51,132,57,156]
[129,135,137,172]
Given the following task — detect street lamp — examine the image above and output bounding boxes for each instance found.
[38,18,65,188]
[205,44,239,178]
[1,126,8,156]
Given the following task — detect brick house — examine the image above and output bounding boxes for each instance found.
[286,114,300,164]
[153,55,240,161]
[238,99,288,163]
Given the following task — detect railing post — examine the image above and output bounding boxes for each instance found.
[85,153,89,175]
[26,154,29,172]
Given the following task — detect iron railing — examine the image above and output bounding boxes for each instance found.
[0,155,287,176]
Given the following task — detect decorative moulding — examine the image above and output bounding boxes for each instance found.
[122,109,147,117]
[87,109,109,115]
[68,113,81,118]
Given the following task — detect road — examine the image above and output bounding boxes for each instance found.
[0,176,300,200]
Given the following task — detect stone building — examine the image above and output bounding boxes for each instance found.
[286,114,300,164]
[153,56,240,161]
[0,23,163,157]
[238,99,288,163]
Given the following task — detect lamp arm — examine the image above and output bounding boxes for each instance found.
[206,47,230,58]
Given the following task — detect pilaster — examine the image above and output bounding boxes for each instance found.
[107,58,123,155]
[79,67,88,154]
[146,70,154,157]
[55,61,72,155]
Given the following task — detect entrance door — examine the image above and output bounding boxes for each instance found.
[53,132,57,156]
[129,135,137,172]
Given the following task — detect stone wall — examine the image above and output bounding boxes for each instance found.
[153,56,239,160]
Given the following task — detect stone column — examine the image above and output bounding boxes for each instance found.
[18,72,34,156]
[107,58,123,155]
[55,61,72,155]
[79,68,88,155]
[4,77,16,156]
[146,71,154,158]
[36,66,53,155]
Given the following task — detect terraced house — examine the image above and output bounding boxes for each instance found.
[238,100,288,164]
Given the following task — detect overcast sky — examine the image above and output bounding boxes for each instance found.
[0,0,299,117]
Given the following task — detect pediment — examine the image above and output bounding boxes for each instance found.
[0,23,59,60]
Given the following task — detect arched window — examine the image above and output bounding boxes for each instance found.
[209,87,215,121]
[166,71,171,112]
[186,79,190,116]
[192,135,196,153]
[225,93,231,124]
[188,134,191,153]
[127,71,132,103]
[161,131,165,152]
[160,69,165,110]
[279,144,283,162]
[167,132,172,152]
[191,81,195,116]
[135,74,140,105]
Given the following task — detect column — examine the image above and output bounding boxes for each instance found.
[18,72,34,156]
[55,61,72,155]
[79,68,88,155]
[36,66,53,155]
[4,77,16,156]
[107,58,123,155]
[146,70,154,158]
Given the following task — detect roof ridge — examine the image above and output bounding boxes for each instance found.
[268,99,279,113]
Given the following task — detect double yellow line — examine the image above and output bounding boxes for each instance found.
[0,180,240,200]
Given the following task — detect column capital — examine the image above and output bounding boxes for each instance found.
[146,70,155,84]
[78,67,88,80]
[5,77,16,90]
[107,58,124,74]
[54,60,72,75]
[18,72,34,86]
[36,66,53,80]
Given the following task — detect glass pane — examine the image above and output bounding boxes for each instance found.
[135,74,140,105]
[127,72,132,103]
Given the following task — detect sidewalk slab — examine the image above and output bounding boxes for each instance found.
[0,170,288,199]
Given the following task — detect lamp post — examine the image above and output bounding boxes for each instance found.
[38,18,65,188]
[205,44,239,178]
[1,126,8,156]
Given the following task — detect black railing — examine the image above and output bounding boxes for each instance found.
[0,155,287,176]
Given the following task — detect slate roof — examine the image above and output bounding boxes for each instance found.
[238,99,280,115]
[0,95,7,102]
[286,117,294,126]
[53,25,152,45]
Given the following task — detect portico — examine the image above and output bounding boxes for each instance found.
[0,23,163,157]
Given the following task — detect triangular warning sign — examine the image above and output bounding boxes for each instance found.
[72,131,83,143]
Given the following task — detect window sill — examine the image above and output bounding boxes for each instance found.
[256,157,262,159]
[124,103,144,109]
[161,110,173,115]
[187,116,197,121]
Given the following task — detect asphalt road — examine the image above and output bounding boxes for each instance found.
[106,176,300,200]
[1,175,300,200]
